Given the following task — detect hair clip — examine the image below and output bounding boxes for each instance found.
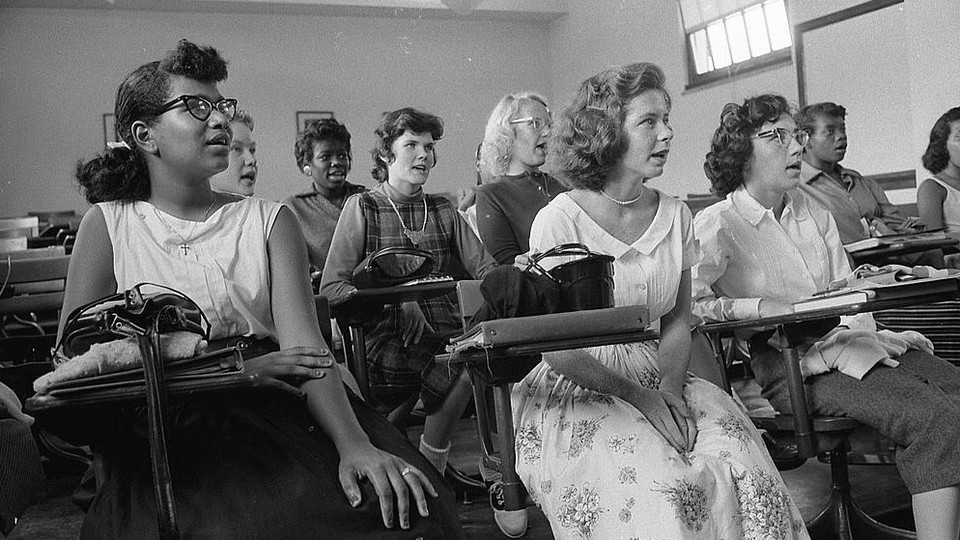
[107,140,131,150]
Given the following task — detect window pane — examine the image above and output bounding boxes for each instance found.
[706,20,732,68]
[764,0,792,50]
[743,3,771,56]
[690,30,714,74]
[724,13,751,63]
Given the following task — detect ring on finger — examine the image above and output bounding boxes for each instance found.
[401,466,412,477]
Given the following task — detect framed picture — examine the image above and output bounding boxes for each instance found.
[295,111,334,133]
[102,113,118,148]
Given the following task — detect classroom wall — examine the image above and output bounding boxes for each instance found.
[2,1,956,217]
[546,0,936,199]
[0,7,551,216]
[906,0,960,179]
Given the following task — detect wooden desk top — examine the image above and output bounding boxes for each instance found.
[698,276,960,334]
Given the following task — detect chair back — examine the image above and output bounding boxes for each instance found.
[456,279,484,330]
[313,295,333,347]
[0,255,71,324]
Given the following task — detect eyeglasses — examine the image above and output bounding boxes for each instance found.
[509,116,551,131]
[154,95,238,122]
[753,127,809,147]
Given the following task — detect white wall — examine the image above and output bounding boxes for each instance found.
[546,0,949,199]
[906,0,960,179]
[0,7,551,216]
[3,1,958,216]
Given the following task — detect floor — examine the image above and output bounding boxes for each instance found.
[7,417,914,540]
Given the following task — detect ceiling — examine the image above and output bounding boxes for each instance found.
[0,0,566,21]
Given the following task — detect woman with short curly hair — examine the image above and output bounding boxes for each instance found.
[918,107,960,233]
[321,107,496,481]
[510,65,808,539]
[693,93,960,540]
[475,92,567,264]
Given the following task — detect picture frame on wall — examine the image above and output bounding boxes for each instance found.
[295,111,334,133]
[102,113,117,148]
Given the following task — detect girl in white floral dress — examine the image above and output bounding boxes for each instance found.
[510,63,809,540]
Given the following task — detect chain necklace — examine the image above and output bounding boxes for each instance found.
[386,195,428,245]
[599,187,644,206]
[152,198,217,256]
[532,172,551,200]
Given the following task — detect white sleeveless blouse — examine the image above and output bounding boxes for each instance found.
[98,197,282,341]
[930,177,960,233]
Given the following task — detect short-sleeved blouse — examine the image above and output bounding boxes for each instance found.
[528,190,699,323]
[98,197,282,341]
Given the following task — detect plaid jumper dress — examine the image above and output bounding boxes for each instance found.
[356,190,465,412]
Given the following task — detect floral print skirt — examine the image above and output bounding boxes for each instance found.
[511,340,809,540]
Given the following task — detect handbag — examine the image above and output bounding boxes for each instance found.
[55,283,209,361]
[522,243,615,312]
[352,246,435,289]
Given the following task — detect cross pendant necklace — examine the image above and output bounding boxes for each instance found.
[386,195,428,246]
[153,198,217,256]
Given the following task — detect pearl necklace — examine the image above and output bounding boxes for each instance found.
[599,187,644,206]
[152,198,217,256]
[386,195,428,246]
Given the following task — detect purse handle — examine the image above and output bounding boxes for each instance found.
[54,282,210,359]
[366,245,434,264]
[521,243,602,284]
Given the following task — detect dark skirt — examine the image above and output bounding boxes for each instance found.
[80,388,464,539]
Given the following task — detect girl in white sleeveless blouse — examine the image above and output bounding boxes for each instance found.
[64,39,461,539]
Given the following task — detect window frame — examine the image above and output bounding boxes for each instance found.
[681,0,794,91]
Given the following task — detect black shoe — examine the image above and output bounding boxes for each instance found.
[761,431,805,471]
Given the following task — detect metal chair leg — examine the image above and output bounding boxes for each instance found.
[806,446,916,540]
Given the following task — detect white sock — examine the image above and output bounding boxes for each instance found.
[419,435,451,473]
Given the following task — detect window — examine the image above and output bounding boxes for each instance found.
[680,0,793,89]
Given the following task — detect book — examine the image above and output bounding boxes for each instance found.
[843,238,883,252]
[447,305,649,353]
[843,230,953,253]
[793,290,874,313]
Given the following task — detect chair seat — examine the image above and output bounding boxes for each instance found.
[754,414,861,456]
[753,414,860,434]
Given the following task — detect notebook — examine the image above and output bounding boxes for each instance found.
[447,305,649,353]
[792,289,874,313]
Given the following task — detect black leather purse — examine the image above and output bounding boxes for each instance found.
[522,243,615,312]
[55,283,209,361]
[352,246,435,289]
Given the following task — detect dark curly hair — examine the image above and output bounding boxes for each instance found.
[794,101,846,133]
[703,94,792,197]
[75,39,229,203]
[922,107,960,174]
[294,118,352,171]
[370,108,444,183]
[548,62,670,191]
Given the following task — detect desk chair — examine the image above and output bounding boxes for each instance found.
[0,255,90,477]
[703,324,916,540]
[456,279,540,538]
[332,283,489,501]
[0,255,70,338]
[312,294,333,348]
